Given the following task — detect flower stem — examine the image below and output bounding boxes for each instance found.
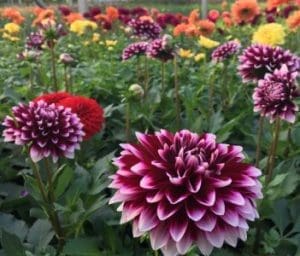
[125,101,130,141]
[255,116,264,168]
[161,62,165,95]
[266,117,281,183]
[144,57,149,97]
[63,65,69,92]
[174,57,180,129]
[30,159,65,251]
[50,44,58,91]
[208,75,215,117]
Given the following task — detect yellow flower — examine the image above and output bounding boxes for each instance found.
[83,40,90,46]
[92,33,100,42]
[198,36,219,49]
[70,20,97,35]
[178,48,194,58]
[105,40,118,47]
[4,22,20,34]
[252,23,286,46]
[194,53,206,62]
[107,46,114,51]
[2,32,19,41]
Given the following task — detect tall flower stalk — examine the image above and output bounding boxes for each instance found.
[174,56,180,128]
[266,117,281,183]
[255,116,264,168]
[50,44,58,91]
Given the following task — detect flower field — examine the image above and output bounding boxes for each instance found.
[0,0,300,255]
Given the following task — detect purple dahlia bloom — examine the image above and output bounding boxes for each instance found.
[253,65,300,123]
[238,44,299,83]
[109,130,262,256]
[211,40,241,62]
[122,42,149,61]
[26,32,45,50]
[146,35,174,62]
[128,18,162,40]
[2,100,85,162]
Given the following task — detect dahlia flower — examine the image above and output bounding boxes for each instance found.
[2,100,84,162]
[122,42,149,61]
[211,40,241,62]
[231,0,260,24]
[109,130,262,256]
[238,44,299,83]
[26,32,45,50]
[58,96,104,140]
[253,65,299,123]
[146,35,174,62]
[198,36,220,49]
[128,18,162,40]
[252,23,286,46]
[34,92,71,104]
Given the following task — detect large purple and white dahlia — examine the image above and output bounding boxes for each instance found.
[238,44,299,83]
[109,129,262,256]
[2,100,84,162]
[253,65,300,123]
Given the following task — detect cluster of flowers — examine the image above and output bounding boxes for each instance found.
[239,44,300,123]
[122,34,174,62]
[2,92,104,163]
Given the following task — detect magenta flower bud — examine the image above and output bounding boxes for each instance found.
[211,40,241,62]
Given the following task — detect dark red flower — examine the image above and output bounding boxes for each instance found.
[110,130,262,256]
[34,92,71,104]
[58,5,72,16]
[58,96,104,140]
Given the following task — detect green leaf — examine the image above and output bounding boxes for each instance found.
[0,229,26,256]
[26,219,54,250]
[63,238,101,256]
[0,213,28,241]
[271,199,291,236]
[24,176,42,202]
[54,166,74,198]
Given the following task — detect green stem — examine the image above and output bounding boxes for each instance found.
[50,44,58,91]
[174,57,180,129]
[125,101,130,141]
[136,56,140,83]
[161,62,165,95]
[144,57,149,98]
[63,65,69,92]
[255,116,264,168]
[30,158,65,251]
[208,75,215,117]
[266,117,281,184]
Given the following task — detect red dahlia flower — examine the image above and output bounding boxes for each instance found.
[2,100,84,162]
[109,130,262,256]
[58,96,104,140]
[34,92,71,104]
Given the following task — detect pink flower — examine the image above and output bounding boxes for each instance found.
[109,130,262,256]
[122,41,149,61]
[238,44,299,83]
[128,18,162,40]
[211,40,241,62]
[146,35,174,62]
[253,65,300,123]
[2,100,84,162]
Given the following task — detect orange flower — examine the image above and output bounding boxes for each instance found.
[1,8,25,24]
[185,23,199,37]
[64,12,84,24]
[267,0,293,10]
[139,15,154,22]
[286,10,300,31]
[231,0,260,24]
[173,23,189,36]
[106,6,119,22]
[197,19,215,37]
[94,14,110,23]
[188,9,200,24]
[32,6,44,16]
[32,8,55,26]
